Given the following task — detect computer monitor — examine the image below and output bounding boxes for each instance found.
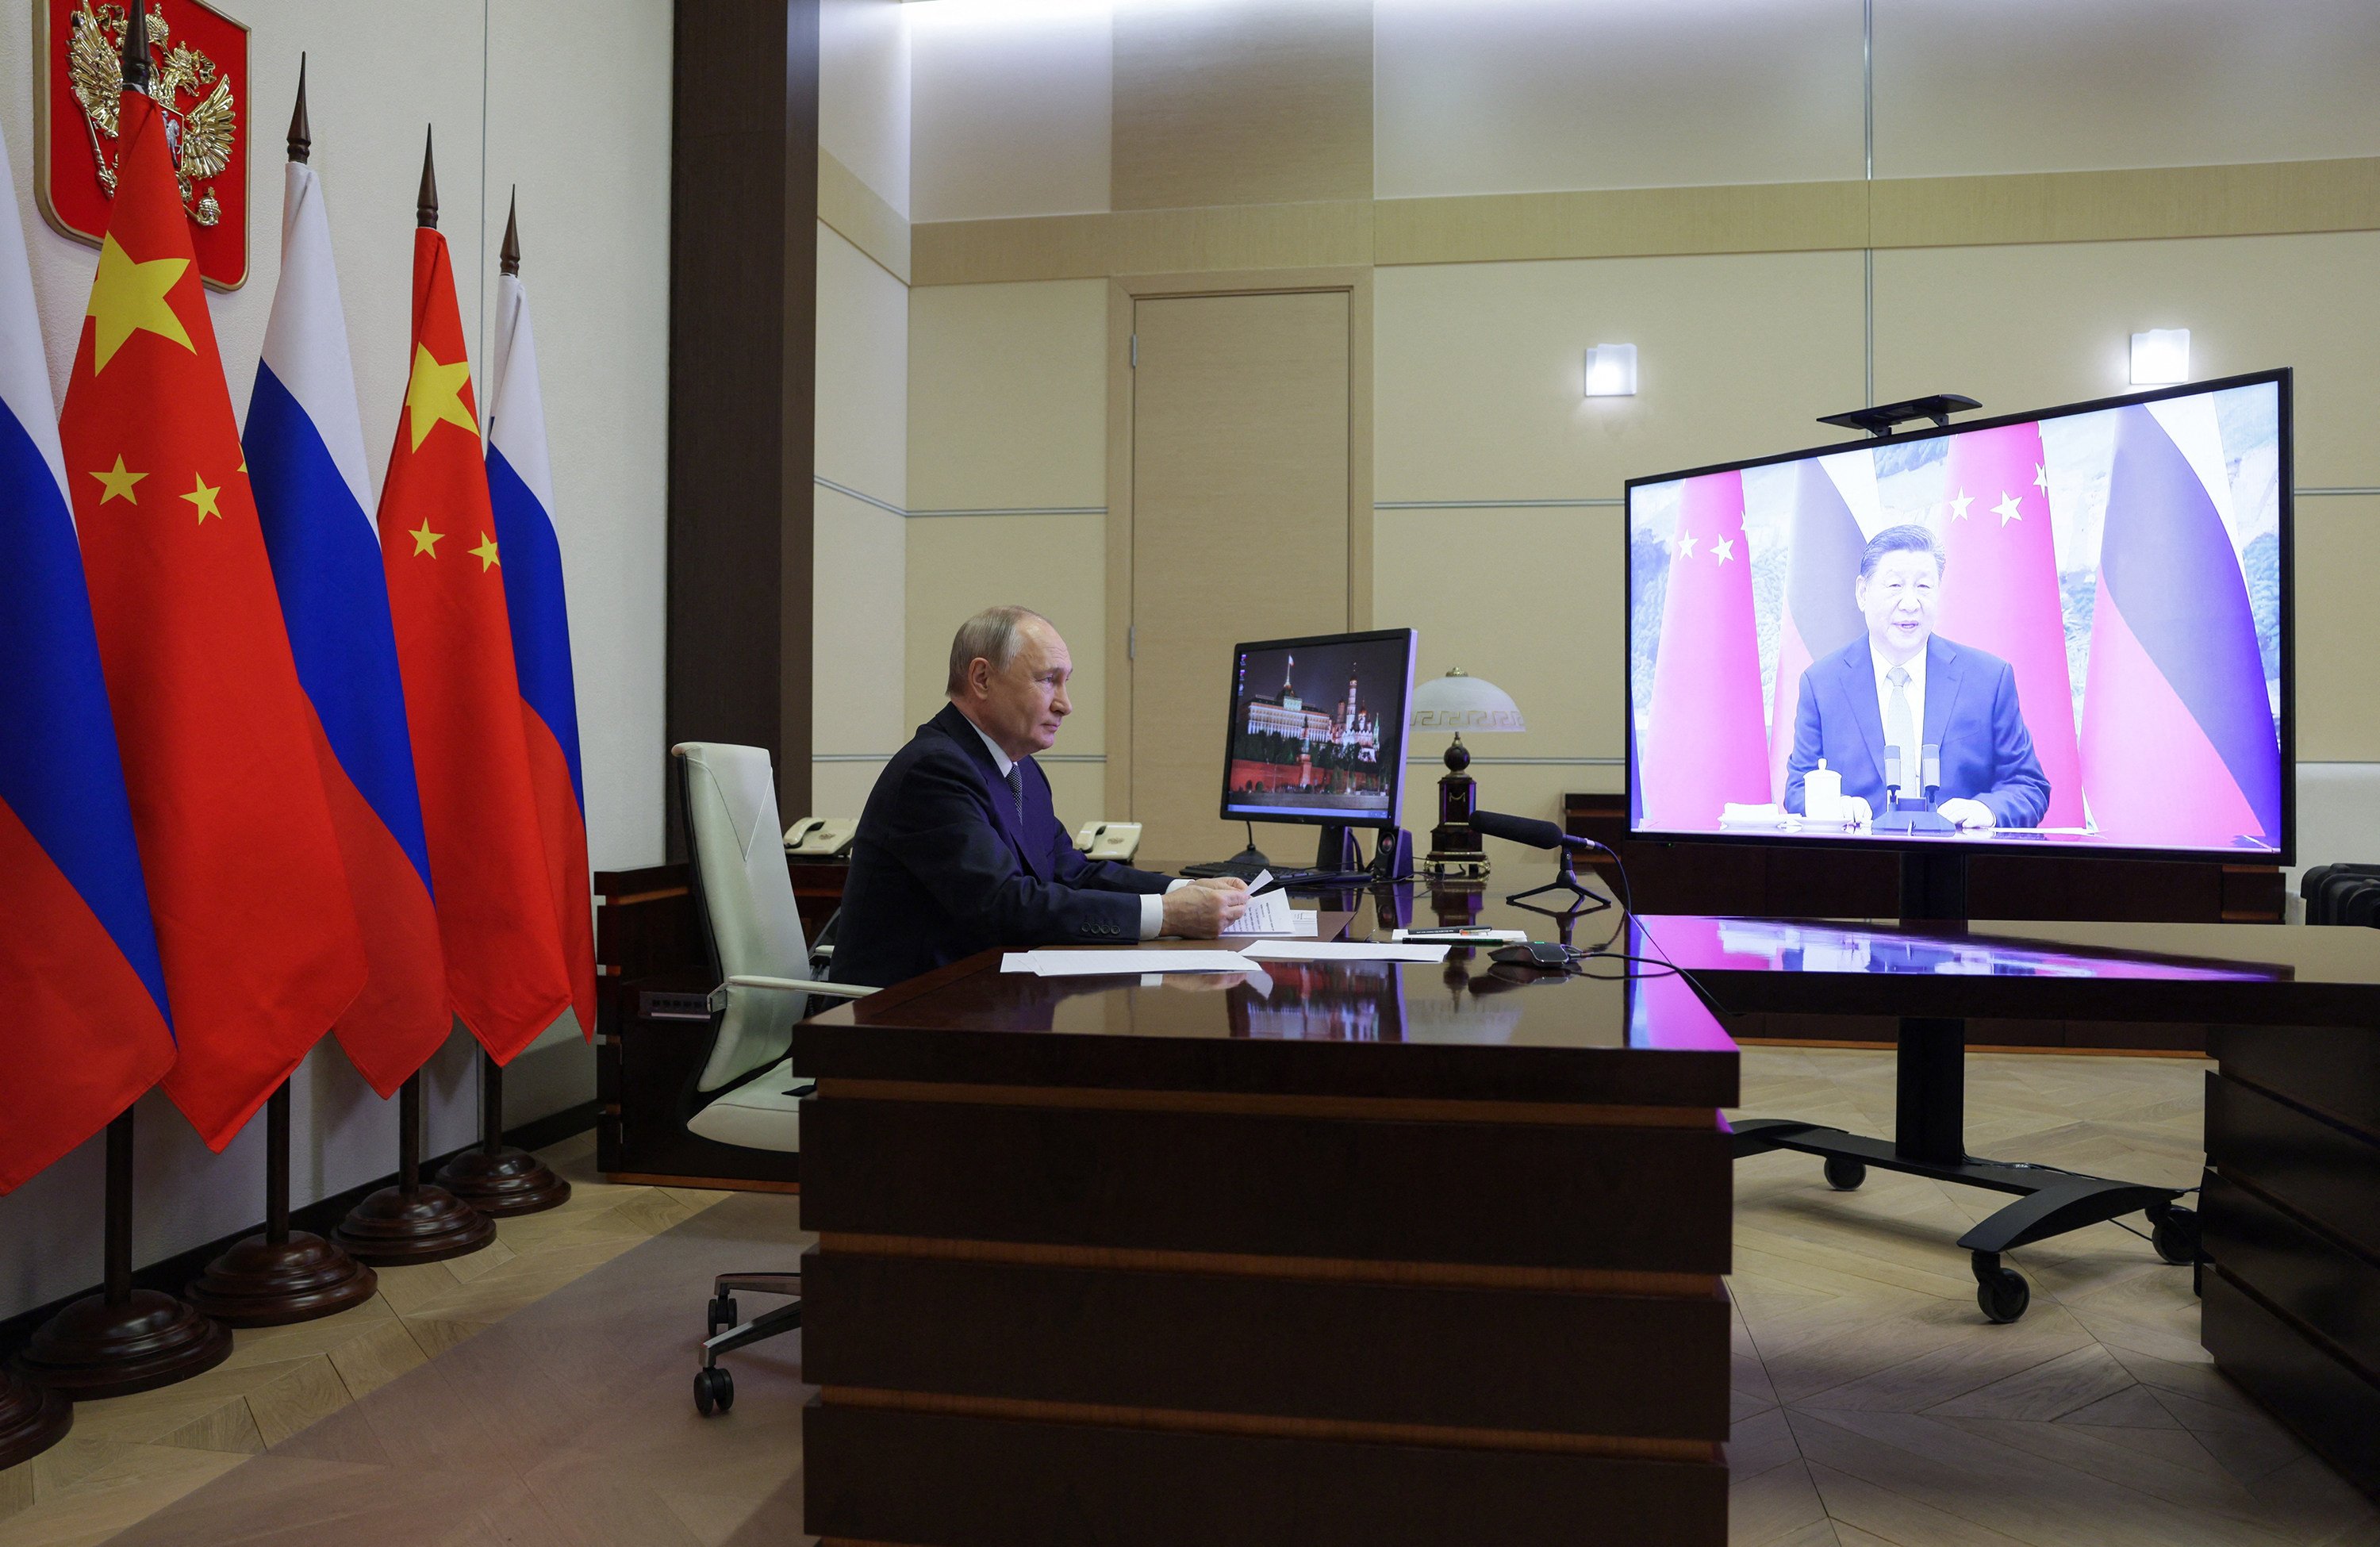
[1623,370,2292,863]
[1219,628,1418,831]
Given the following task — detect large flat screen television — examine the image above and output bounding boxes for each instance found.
[1623,370,2291,862]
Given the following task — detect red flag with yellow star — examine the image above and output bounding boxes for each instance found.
[58,87,367,1149]
[376,173,573,1064]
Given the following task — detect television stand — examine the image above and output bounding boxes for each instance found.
[1728,850,2198,1324]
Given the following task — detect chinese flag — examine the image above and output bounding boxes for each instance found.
[59,88,366,1149]
[377,198,573,1063]
[1640,470,1772,830]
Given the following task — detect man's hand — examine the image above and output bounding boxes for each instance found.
[1841,796,1874,828]
[1938,797,1996,830]
[1161,877,1250,938]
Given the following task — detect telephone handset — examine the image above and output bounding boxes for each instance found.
[1073,820,1142,862]
[784,816,858,858]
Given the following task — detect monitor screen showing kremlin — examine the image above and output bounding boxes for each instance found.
[1623,372,2290,861]
[1220,629,1418,827]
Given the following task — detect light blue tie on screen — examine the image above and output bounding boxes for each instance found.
[1886,666,1914,783]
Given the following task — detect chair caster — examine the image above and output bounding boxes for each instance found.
[1823,1156,1867,1191]
[2148,1203,2201,1266]
[693,1365,735,1417]
[1972,1252,2030,1323]
[707,1295,738,1337]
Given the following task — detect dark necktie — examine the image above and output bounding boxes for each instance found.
[1005,764,1024,824]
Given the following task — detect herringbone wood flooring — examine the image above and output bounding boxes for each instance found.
[6,1049,2376,1545]
[1726,1046,2380,1547]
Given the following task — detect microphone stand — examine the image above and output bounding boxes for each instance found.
[1506,843,1610,919]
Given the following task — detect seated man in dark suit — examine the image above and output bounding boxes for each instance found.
[830,606,1249,987]
[1783,524,2051,830]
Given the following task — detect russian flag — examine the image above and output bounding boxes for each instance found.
[2079,404,2282,850]
[485,207,596,1041]
[246,152,449,1096]
[0,121,175,1192]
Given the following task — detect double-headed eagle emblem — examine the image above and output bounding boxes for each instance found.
[67,1,236,228]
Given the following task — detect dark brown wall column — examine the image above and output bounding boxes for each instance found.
[667,0,820,849]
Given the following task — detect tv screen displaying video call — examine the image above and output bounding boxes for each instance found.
[1625,373,2289,858]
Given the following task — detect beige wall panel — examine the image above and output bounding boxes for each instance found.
[820,0,911,217]
[1375,505,1629,846]
[812,760,894,819]
[1375,251,1866,505]
[910,0,1112,223]
[1871,232,2380,491]
[2295,497,2380,763]
[1873,0,2380,180]
[1041,762,1111,835]
[1111,0,1372,211]
[813,488,908,758]
[1377,182,1869,267]
[904,512,1109,747]
[1870,159,2380,251]
[820,150,913,283]
[908,280,1108,511]
[1375,0,1864,201]
[816,224,909,505]
[914,201,1375,286]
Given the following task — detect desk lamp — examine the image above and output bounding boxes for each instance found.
[1408,669,1526,877]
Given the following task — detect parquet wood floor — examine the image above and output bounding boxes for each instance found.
[5,1048,2375,1545]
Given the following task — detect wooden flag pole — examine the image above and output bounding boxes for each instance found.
[15,1109,231,1398]
[432,1048,570,1216]
[186,1082,378,1324]
[332,1072,493,1266]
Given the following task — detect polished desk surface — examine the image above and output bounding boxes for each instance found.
[1636,912,2380,1025]
[798,885,1737,1109]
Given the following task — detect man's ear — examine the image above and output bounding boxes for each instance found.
[1852,574,1868,611]
[966,658,992,699]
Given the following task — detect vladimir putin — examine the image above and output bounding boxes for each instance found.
[829,606,1249,987]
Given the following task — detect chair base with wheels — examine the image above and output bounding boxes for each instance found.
[693,1271,804,1416]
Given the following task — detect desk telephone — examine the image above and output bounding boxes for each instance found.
[784,817,858,858]
[1074,821,1142,862]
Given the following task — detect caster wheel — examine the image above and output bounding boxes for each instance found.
[1971,1253,2030,1324]
[2149,1204,2201,1267]
[693,1365,735,1417]
[1823,1156,1868,1191]
[707,1295,738,1337]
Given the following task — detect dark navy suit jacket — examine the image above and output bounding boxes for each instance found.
[1782,634,2052,828]
[828,704,1174,988]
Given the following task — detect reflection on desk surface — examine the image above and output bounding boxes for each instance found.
[1651,915,2284,982]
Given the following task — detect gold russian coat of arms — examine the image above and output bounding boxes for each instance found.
[64,2,237,228]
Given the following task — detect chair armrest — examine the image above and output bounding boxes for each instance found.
[708,974,876,1013]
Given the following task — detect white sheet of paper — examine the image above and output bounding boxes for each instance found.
[1219,871,1294,935]
[1237,941,1449,964]
[1392,927,1528,943]
[1000,950,1256,977]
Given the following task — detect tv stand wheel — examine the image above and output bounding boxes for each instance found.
[1971,1252,2030,1324]
[1822,1156,1867,1191]
[2149,1203,2201,1267]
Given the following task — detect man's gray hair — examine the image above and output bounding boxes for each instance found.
[1859,523,1947,581]
[946,605,1053,695]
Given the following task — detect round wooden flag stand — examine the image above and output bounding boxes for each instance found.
[0,1368,71,1471]
[432,1051,570,1217]
[13,1112,231,1399]
[186,1084,378,1326]
[332,1073,494,1265]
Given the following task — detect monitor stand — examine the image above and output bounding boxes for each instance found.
[1729,848,2198,1323]
[1315,823,1362,873]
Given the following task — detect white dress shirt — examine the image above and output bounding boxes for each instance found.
[1871,643,1927,785]
[963,715,1180,939]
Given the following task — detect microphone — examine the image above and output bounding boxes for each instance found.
[1921,743,1942,799]
[1883,746,1904,804]
[1470,809,1609,854]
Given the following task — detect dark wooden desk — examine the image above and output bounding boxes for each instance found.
[793,923,1740,1547]
[1639,912,2380,1497]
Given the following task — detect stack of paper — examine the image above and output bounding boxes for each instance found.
[1238,940,1449,964]
[1218,870,1295,935]
[1000,950,1256,977]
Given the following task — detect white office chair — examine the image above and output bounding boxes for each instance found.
[671,741,873,1416]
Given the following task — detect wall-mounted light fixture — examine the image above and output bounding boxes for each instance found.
[2130,328,2190,387]
[1583,344,1637,397]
